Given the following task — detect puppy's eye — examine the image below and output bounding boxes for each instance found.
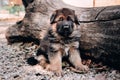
[67,16,73,21]
[58,17,64,21]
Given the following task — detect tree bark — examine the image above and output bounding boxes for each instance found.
[6,0,120,69]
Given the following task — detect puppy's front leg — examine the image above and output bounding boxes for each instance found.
[68,47,89,72]
[46,44,62,76]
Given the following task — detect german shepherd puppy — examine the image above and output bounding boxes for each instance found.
[36,8,89,76]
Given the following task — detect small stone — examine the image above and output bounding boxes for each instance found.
[14,75,19,78]
[35,73,41,76]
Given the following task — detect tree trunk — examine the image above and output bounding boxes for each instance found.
[6,0,120,69]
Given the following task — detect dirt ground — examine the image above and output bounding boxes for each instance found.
[0,20,120,80]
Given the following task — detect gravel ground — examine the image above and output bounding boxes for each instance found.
[0,39,120,80]
[0,22,120,80]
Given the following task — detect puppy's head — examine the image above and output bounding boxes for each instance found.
[50,8,80,37]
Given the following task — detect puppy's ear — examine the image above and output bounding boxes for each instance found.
[50,11,57,24]
[74,15,80,25]
[72,10,80,25]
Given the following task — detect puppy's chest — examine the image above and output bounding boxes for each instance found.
[48,35,80,45]
[48,36,79,56]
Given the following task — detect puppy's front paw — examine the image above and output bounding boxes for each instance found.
[53,70,62,76]
[75,64,89,72]
[46,64,62,76]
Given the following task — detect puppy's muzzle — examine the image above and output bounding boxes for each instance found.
[57,21,74,37]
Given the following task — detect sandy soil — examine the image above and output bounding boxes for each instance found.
[0,21,120,80]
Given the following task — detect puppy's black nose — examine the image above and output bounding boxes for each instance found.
[63,25,69,29]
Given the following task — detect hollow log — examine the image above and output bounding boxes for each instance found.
[6,0,120,69]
